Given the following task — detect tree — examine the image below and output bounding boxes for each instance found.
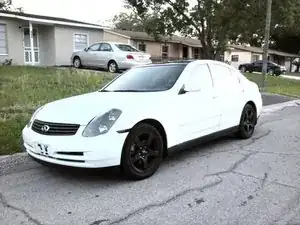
[0,0,12,10]
[125,0,300,59]
[112,12,145,31]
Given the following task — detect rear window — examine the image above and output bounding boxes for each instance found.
[115,44,139,52]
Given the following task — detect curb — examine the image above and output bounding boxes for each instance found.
[1,99,300,172]
[261,99,300,114]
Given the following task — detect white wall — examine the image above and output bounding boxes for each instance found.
[0,18,24,65]
[224,50,254,69]
[54,25,103,65]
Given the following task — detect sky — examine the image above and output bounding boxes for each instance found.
[12,0,127,25]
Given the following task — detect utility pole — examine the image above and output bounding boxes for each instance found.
[261,0,272,91]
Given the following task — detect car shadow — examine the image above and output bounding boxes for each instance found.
[39,134,239,182]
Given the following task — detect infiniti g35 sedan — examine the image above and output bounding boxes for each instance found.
[22,60,263,180]
[70,42,152,73]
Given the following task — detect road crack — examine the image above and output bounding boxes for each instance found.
[0,192,43,225]
[107,178,223,225]
[205,152,256,177]
[232,171,300,191]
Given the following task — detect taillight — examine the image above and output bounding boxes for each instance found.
[126,55,134,60]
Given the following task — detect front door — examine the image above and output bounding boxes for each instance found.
[176,63,221,144]
[23,27,39,64]
[94,43,113,67]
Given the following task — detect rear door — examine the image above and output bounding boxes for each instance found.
[208,63,245,130]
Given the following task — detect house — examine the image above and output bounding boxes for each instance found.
[0,10,105,66]
[224,44,300,72]
[103,29,202,62]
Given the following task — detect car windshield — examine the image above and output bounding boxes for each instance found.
[102,65,186,92]
[115,44,139,52]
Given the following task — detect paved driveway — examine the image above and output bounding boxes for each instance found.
[1,102,300,225]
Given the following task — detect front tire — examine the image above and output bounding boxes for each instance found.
[73,57,82,68]
[236,104,257,139]
[268,69,274,76]
[121,123,164,180]
[240,66,246,73]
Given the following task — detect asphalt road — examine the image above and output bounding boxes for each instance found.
[1,103,300,225]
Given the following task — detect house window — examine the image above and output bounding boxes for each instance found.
[162,45,169,59]
[252,54,260,62]
[0,24,7,55]
[231,55,239,62]
[73,33,88,51]
[138,43,146,52]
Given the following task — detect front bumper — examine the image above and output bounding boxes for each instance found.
[22,126,128,168]
[118,60,152,70]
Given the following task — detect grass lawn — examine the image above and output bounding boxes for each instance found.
[0,66,114,155]
[245,73,300,97]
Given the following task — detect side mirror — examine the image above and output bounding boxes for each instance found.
[84,47,88,52]
[178,84,201,95]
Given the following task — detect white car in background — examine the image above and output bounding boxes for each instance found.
[71,42,152,73]
[22,60,262,180]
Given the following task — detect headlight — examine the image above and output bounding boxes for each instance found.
[27,106,44,128]
[82,109,122,137]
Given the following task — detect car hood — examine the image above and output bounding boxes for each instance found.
[35,91,166,125]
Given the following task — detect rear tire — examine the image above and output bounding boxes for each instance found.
[236,104,257,139]
[108,61,119,73]
[121,123,164,180]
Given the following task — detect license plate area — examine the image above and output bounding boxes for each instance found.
[35,143,51,156]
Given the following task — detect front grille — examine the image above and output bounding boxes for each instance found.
[32,119,80,136]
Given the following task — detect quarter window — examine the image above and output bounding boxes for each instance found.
[73,33,88,51]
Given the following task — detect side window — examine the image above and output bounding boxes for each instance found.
[99,43,112,52]
[88,43,100,51]
[209,64,234,90]
[186,64,213,91]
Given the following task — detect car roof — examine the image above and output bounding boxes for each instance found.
[135,60,231,69]
[92,41,133,45]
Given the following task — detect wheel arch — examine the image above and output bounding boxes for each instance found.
[72,55,80,63]
[125,118,168,158]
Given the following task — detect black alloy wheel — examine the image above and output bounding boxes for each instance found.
[121,123,164,180]
[237,104,257,139]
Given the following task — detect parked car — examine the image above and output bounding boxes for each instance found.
[71,42,152,73]
[238,60,286,76]
[22,60,262,180]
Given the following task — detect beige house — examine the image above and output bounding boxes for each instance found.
[103,29,203,62]
[0,10,105,66]
[224,44,300,72]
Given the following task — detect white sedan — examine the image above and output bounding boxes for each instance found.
[22,60,263,180]
[71,42,152,73]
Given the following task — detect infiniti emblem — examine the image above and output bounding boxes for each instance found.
[41,125,50,132]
